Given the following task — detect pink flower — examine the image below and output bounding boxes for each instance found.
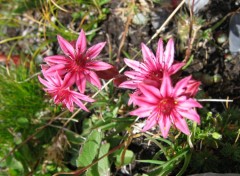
[184,79,201,97]
[130,74,202,138]
[43,30,113,93]
[38,72,95,112]
[119,38,185,89]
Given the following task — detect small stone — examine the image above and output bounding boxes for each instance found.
[132,13,148,26]
[217,33,227,44]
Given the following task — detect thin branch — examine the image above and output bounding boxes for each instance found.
[15,72,41,83]
[50,0,69,13]
[197,99,233,102]
[147,0,186,45]
[116,0,135,62]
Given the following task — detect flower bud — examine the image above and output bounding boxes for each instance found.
[212,132,222,140]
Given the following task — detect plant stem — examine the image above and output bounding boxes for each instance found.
[197,99,233,102]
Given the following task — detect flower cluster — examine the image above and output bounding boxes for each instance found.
[120,39,202,138]
[38,30,201,138]
[39,30,113,112]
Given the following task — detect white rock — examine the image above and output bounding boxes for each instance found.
[132,13,149,25]
[229,13,240,54]
[185,0,210,14]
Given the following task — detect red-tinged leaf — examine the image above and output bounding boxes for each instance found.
[158,0,181,10]
[0,54,20,65]
[172,0,181,8]
[12,55,21,65]
[95,66,119,80]
[113,75,128,87]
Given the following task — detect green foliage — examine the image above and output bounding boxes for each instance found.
[13,0,42,13]
[0,60,63,175]
[0,0,240,175]
[115,149,134,167]
[187,106,240,174]
[0,64,45,145]
[77,129,102,167]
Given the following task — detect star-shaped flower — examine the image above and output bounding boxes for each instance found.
[38,72,94,112]
[43,30,113,93]
[130,74,202,138]
[119,38,185,89]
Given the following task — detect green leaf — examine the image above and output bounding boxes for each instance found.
[98,143,110,175]
[182,55,194,70]
[65,130,85,144]
[86,164,99,176]
[14,0,41,13]
[159,148,189,175]
[6,156,24,175]
[116,149,134,167]
[16,117,29,128]
[77,129,102,167]
[136,160,165,165]
[176,151,192,176]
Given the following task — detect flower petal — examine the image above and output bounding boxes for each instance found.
[38,76,53,88]
[141,43,157,70]
[57,35,75,59]
[119,80,139,89]
[128,96,134,106]
[44,55,69,65]
[177,109,200,124]
[124,71,144,79]
[129,107,152,117]
[43,74,60,87]
[142,111,158,131]
[168,62,185,74]
[71,91,95,103]
[128,90,142,105]
[158,113,171,138]
[76,73,86,93]
[124,58,142,71]
[177,98,202,109]
[156,39,164,63]
[53,71,63,87]
[86,42,106,59]
[160,74,172,97]
[138,83,160,102]
[40,64,50,72]
[71,96,89,112]
[173,76,192,96]
[65,98,74,112]
[76,30,87,55]
[172,110,190,135]
[164,38,174,68]
[87,71,101,89]
[131,95,157,107]
[62,72,76,88]
[44,64,66,75]
[86,61,113,71]
[185,79,201,97]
